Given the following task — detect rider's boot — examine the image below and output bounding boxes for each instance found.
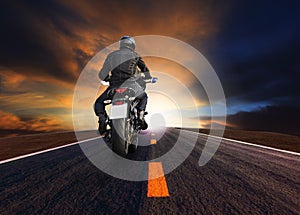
[139,110,148,130]
[98,113,107,135]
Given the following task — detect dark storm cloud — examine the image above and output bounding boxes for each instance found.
[227,105,300,136]
[0,1,79,82]
[222,39,300,108]
[205,1,300,108]
[198,105,300,136]
[191,1,300,134]
[0,0,108,84]
[0,0,226,83]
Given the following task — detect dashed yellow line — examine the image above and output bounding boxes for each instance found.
[150,139,156,144]
[147,133,169,197]
[147,162,170,197]
[150,132,156,144]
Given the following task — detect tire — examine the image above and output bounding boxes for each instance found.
[128,133,138,153]
[112,118,128,157]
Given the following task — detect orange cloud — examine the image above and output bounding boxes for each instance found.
[0,111,26,130]
[0,68,74,132]
[0,63,98,134]
[59,0,222,37]
[143,57,198,86]
[0,1,230,135]
[1,68,74,92]
[199,119,236,129]
[57,95,73,108]
[0,110,71,132]
[27,116,69,132]
[54,0,226,63]
[1,70,26,89]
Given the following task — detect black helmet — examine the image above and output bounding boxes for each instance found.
[119,36,136,51]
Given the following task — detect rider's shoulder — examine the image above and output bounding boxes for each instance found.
[133,51,141,58]
[109,49,140,58]
[109,50,120,55]
[106,50,121,59]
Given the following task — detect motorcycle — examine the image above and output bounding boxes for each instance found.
[103,77,157,157]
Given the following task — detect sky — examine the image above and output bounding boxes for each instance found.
[0,0,299,137]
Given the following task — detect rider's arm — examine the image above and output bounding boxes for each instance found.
[98,55,112,81]
[137,56,152,79]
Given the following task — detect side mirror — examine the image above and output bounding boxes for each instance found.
[151,77,158,83]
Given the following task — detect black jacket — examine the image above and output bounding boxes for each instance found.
[98,47,151,86]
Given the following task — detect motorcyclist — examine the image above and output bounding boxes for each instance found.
[94,36,152,135]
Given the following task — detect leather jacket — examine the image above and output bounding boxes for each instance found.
[98,47,151,86]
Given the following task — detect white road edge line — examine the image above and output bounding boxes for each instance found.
[0,137,101,165]
[181,129,300,156]
[2,129,299,165]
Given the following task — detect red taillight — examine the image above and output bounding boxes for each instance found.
[114,101,124,105]
[115,88,127,93]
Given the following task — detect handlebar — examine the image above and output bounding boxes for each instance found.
[101,77,158,86]
[144,77,158,83]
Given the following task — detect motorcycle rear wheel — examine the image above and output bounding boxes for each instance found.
[112,118,128,157]
[128,133,138,153]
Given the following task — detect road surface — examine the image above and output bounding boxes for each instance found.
[0,128,299,214]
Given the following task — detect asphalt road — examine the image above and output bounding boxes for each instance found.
[0,128,299,214]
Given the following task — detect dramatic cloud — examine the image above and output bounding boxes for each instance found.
[227,105,300,136]
[0,110,71,135]
[0,0,299,136]
[207,1,300,109]
[1,0,225,136]
[0,68,73,136]
[0,0,225,82]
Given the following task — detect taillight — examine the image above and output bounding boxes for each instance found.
[114,101,124,105]
[115,88,127,93]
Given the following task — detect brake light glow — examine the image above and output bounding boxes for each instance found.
[115,88,127,93]
[114,101,124,105]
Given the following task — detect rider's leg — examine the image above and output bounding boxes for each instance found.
[136,92,148,111]
[94,87,111,134]
[94,87,111,116]
[136,92,148,130]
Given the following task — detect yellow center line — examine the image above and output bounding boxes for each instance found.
[150,132,156,144]
[150,139,156,144]
[147,162,170,197]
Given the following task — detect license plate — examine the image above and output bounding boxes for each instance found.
[110,103,128,119]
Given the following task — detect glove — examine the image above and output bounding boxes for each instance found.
[104,75,110,82]
[144,72,152,79]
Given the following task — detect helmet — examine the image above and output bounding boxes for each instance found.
[119,36,136,51]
